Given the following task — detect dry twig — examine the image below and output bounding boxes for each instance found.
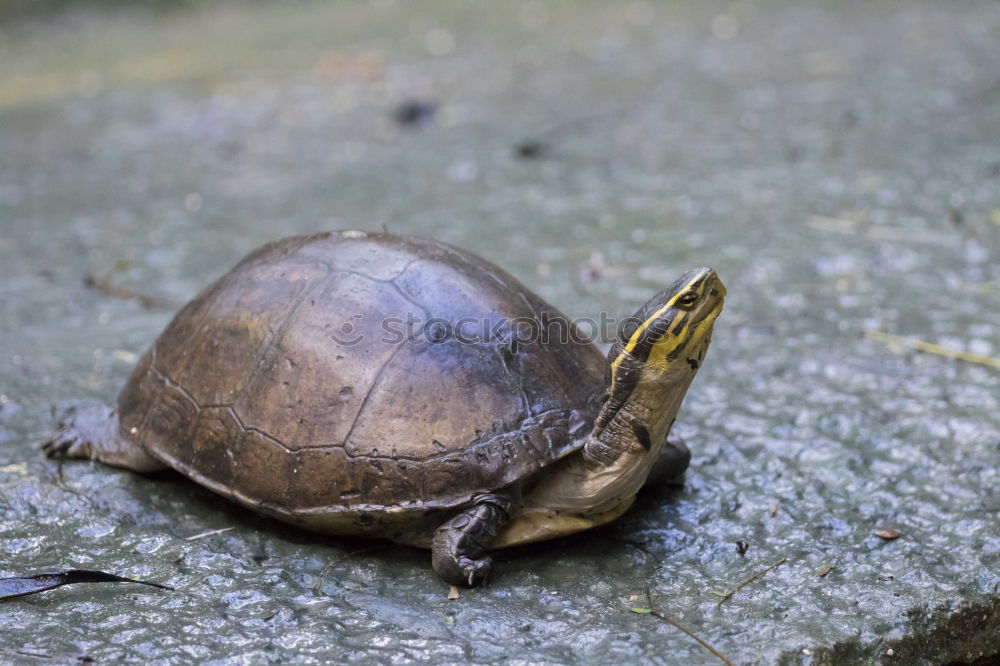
[715,557,787,608]
[312,546,378,592]
[865,330,1000,370]
[629,597,735,666]
[83,274,181,310]
[185,527,235,541]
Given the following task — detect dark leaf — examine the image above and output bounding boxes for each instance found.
[392,100,437,128]
[513,139,551,159]
[0,569,172,601]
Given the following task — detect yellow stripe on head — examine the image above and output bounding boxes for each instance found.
[623,272,706,354]
[595,268,723,436]
[610,270,709,381]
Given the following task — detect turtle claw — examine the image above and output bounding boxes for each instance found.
[432,552,494,588]
[42,423,91,460]
[460,556,493,587]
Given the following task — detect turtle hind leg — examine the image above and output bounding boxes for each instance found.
[42,404,165,473]
[431,492,514,587]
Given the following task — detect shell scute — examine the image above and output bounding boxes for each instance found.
[186,407,242,491]
[394,256,519,335]
[291,447,355,509]
[345,337,526,459]
[156,260,329,407]
[228,429,294,508]
[140,380,198,457]
[356,456,424,507]
[232,270,410,449]
[297,232,422,281]
[421,451,476,504]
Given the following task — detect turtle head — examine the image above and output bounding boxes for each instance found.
[593,268,725,445]
[506,268,725,518]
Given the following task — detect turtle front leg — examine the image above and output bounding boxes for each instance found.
[42,404,165,473]
[431,492,514,587]
[643,433,691,488]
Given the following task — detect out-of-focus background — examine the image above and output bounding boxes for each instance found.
[2,2,999,663]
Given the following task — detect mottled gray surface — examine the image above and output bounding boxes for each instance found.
[2,2,1000,664]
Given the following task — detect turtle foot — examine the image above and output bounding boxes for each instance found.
[42,430,87,460]
[431,495,513,587]
[434,553,494,588]
[41,405,165,472]
[42,407,106,461]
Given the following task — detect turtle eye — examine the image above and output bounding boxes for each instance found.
[677,291,699,309]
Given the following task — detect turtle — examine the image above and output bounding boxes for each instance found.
[44,231,725,586]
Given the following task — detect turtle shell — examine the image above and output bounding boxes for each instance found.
[117,231,605,541]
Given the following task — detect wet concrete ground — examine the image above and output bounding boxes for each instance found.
[2,1,1000,663]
